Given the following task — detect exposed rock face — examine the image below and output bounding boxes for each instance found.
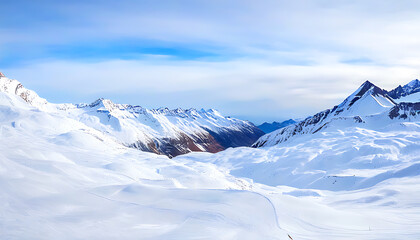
[129,131,225,158]
[389,102,420,119]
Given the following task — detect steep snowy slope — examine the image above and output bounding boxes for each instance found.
[254,81,397,147]
[0,73,263,157]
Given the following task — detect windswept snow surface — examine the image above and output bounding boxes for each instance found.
[178,119,420,239]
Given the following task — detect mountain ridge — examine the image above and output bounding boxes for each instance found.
[254,79,420,147]
[0,72,263,157]
[388,79,420,99]
[257,119,297,133]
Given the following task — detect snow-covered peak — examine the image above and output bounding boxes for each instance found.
[333,80,395,117]
[80,99,225,120]
[147,106,222,119]
[0,73,48,109]
[342,80,386,104]
[402,79,420,96]
[407,79,420,88]
[355,80,376,94]
[88,98,120,112]
[388,79,420,99]
[253,80,397,147]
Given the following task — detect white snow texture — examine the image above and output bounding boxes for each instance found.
[1,73,420,239]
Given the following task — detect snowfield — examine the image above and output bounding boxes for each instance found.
[178,123,420,239]
[0,91,285,239]
[1,74,420,239]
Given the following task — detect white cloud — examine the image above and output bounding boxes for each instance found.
[3,0,420,122]
[4,57,419,123]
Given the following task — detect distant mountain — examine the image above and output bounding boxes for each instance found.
[0,73,264,157]
[253,80,420,148]
[257,119,297,133]
[387,79,420,99]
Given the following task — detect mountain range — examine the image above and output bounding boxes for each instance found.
[2,72,420,156]
[257,119,297,133]
[0,72,263,157]
[253,80,420,147]
[2,71,420,239]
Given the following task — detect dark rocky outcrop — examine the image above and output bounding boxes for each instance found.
[389,102,420,119]
[129,127,262,158]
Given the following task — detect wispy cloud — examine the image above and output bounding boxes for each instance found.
[5,58,418,123]
[2,0,420,122]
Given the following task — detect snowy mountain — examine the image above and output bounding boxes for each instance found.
[253,80,418,147]
[387,79,420,99]
[60,98,264,157]
[0,73,263,157]
[0,81,290,239]
[2,71,420,239]
[257,119,297,133]
[0,72,49,108]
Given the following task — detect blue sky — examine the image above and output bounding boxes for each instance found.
[2,0,420,123]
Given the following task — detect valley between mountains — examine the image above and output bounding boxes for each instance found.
[1,72,420,239]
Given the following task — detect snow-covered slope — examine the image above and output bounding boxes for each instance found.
[58,99,263,157]
[0,73,263,157]
[0,90,289,240]
[216,111,420,190]
[180,120,420,238]
[394,91,420,103]
[2,72,420,239]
